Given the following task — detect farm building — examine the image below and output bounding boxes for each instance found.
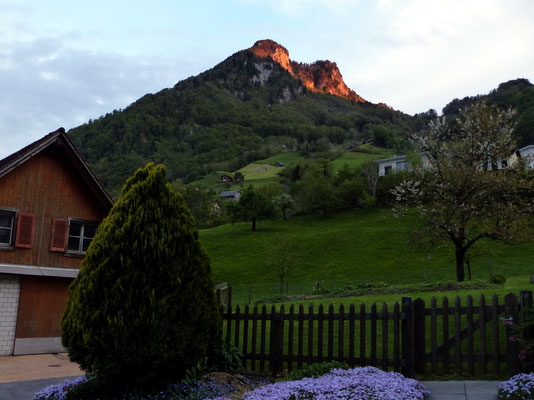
[218,190,241,201]
[221,174,233,183]
[0,128,113,355]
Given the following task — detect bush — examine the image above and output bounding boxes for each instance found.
[279,361,349,381]
[61,163,221,387]
[489,274,506,284]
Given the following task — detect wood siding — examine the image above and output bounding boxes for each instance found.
[0,147,108,269]
[15,276,72,338]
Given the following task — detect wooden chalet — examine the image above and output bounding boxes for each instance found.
[0,128,113,355]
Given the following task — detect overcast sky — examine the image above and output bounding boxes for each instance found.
[1,0,533,158]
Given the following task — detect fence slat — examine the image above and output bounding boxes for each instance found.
[371,303,377,367]
[360,303,366,366]
[242,305,249,369]
[401,297,413,377]
[393,302,400,372]
[328,304,334,360]
[235,305,241,349]
[467,295,474,375]
[269,305,276,373]
[349,304,355,367]
[251,305,258,371]
[491,294,500,374]
[287,305,294,372]
[318,304,324,363]
[297,305,304,369]
[308,305,314,366]
[260,305,267,371]
[442,297,449,374]
[339,304,345,362]
[479,295,486,375]
[454,296,462,374]
[431,297,438,374]
[226,303,232,343]
[381,302,388,370]
[413,298,425,374]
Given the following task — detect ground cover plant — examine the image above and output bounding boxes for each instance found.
[498,373,534,399]
[242,366,429,400]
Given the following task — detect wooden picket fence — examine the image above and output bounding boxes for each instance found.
[221,291,533,377]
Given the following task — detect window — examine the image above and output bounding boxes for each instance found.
[67,219,98,253]
[0,208,16,248]
[396,161,407,171]
[384,165,392,175]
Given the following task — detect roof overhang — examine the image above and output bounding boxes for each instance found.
[0,263,79,278]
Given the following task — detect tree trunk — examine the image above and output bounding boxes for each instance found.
[455,247,465,282]
[280,277,284,295]
[251,219,256,231]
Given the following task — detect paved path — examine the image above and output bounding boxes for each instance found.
[0,376,82,400]
[422,381,501,400]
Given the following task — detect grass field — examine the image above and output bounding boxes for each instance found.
[200,207,534,306]
[332,149,394,170]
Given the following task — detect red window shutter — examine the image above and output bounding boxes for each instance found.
[15,213,36,248]
[49,218,69,252]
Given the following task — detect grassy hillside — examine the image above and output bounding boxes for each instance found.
[200,208,534,305]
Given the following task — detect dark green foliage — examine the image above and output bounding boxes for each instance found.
[489,274,506,284]
[227,185,278,231]
[68,49,416,196]
[279,361,349,381]
[61,163,221,386]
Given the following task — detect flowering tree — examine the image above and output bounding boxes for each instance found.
[393,102,533,282]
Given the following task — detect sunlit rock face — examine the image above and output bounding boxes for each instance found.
[249,39,366,103]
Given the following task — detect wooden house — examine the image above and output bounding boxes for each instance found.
[0,128,113,355]
[221,174,233,183]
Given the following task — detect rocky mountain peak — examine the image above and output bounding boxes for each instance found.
[248,39,365,103]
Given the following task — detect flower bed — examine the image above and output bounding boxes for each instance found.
[498,373,534,400]
[34,367,427,399]
[242,367,428,400]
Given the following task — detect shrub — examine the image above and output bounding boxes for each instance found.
[489,274,506,284]
[279,361,349,381]
[61,163,221,387]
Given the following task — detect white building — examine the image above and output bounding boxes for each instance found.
[376,152,430,176]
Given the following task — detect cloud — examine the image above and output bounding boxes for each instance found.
[237,0,360,16]
[344,0,534,114]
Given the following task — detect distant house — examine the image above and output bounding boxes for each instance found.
[274,161,285,167]
[376,152,430,176]
[221,174,233,183]
[0,128,113,355]
[218,190,241,201]
[511,145,534,169]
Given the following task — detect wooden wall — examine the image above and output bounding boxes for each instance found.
[0,147,108,268]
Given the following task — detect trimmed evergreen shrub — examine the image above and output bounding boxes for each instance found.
[61,163,221,387]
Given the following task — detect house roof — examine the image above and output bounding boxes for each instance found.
[219,190,241,197]
[0,128,114,210]
[375,151,428,164]
[518,145,534,155]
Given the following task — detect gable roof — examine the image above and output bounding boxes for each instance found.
[219,190,241,197]
[0,128,114,210]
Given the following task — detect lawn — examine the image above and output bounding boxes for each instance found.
[332,149,394,171]
[200,207,534,306]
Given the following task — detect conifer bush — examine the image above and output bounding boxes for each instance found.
[61,163,221,386]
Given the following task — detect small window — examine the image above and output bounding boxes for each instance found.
[0,208,16,248]
[396,161,407,171]
[501,160,508,168]
[67,219,98,253]
[384,165,392,175]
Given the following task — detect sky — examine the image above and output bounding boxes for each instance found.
[1,0,533,158]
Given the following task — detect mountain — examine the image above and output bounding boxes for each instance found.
[69,40,415,196]
[249,39,365,102]
[442,78,534,147]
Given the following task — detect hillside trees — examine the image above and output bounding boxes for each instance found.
[227,185,278,231]
[393,102,534,282]
[61,163,221,386]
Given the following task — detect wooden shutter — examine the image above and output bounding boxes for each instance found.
[15,213,36,248]
[49,218,69,252]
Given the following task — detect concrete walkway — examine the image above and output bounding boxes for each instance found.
[422,381,501,400]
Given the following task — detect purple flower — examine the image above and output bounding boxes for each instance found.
[242,367,429,400]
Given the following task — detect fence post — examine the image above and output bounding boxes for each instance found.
[270,307,284,376]
[504,293,520,376]
[413,298,426,374]
[402,297,414,377]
